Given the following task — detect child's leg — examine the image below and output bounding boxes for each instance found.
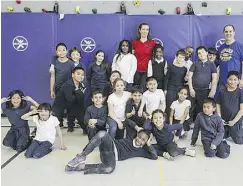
[183,119,191,132]
[25,140,40,158]
[2,129,17,149]
[52,106,64,127]
[202,141,216,157]
[32,141,52,158]
[165,142,185,157]
[115,125,125,140]
[229,120,243,144]
[152,144,174,161]
[216,141,230,159]
[194,89,210,118]
[165,89,177,117]
[16,127,30,152]
[66,131,114,167]
[87,126,97,140]
[107,117,118,139]
[76,111,87,134]
[125,119,137,140]
[67,111,75,131]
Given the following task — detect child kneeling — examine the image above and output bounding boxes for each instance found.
[21,103,66,158]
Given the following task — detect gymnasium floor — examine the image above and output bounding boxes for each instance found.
[1,117,243,186]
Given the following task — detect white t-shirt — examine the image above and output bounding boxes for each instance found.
[107,91,131,121]
[143,89,165,114]
[33,115,60,144]
[170,100,191,120]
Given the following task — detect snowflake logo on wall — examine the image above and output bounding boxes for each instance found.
[215,38,225,51]
[80,37,96,53]
[152,38,164,46]
[12,36,28,51]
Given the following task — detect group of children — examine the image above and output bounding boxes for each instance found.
[1,40,243,175]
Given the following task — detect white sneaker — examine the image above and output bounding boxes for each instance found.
[185,148,196,157]
[163,152,174,161]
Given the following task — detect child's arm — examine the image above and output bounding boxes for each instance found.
[142,135,158,160]
[22,96,39,109]
[209,72,218,98]
[188,71,195,97]
[211,118,225,148]
[163,66,171,95]
[159,91,166,112]
[180,106,190,124]
[126,56,137,83]
[49,65,56,99]
[1,97,10,114]
[216,104,222,117]
[84,107,92,126]
[95,107,108,127]
[228,103,243,126]
[21,110,38,121]
[56,125,67,150]
[138,95,146,117]
[169,109,175,124]
[147,60,153,77]
[108,102,123,129]
[190,115,201,146]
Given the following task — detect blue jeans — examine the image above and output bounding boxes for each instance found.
[25,140,52,158]
[107,117,125,139]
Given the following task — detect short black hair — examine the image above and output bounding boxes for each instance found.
[72,66,84,73]
[69,47,81,56]
[208,47,217,55]
[228,71,240,79]
[137,129,151,138]
[56,43,67,50]
[176,49,186,57]
[110,70,122,78]
[38,103,52,111]
[178,86,189,94]
[223,24,235,32]
[146,76,157,83]
[131,85,143,94]
[196,46,208,55]
[92,90,103,97]
[203,98,216,108]
[151,109,167,119]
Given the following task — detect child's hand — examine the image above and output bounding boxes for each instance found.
[208,91,215,98]
[228,120,235,126]
[138,110,143,117]
[118,121,124,129]
[164,90,167,97]
[131,107,136,115]
[190,89,196,97]
[60,144,67,151]
[190,143,196,147]
[50,91,55,99]
[31,109,40,115]
[1,97,10,103]
[135,126,143,132]
[22,96,33,102]
[173,136,179,143]
[146,134,153,146]
[210,144,216,150]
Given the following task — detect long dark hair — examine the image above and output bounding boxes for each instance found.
[6,90,27,109]
[115,40,132,62]
[94,50,108,70]
[136,23,152,40]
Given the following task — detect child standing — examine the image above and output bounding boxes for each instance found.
[65,129,157,174]
[147,44,168,90]
[21,103,66,159]
[112,40,137,91]
[191,98,230,158]
[169,86,191,138]
[125,86,146,139]
[216,71,243,144]
[164,49,187,116]
[138,77,166,119]
[107,78,131,139]
[87,50,110,93]
[188,46,218,121]
[52,67,87,133]
[1,90,39,152]
[146,109,195,161]
[84,91,108,140]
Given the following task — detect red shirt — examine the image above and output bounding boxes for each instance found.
[132,40,156,72]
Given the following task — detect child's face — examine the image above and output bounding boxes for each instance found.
[72,69,84,82]
[208,53,216,62]
[121,41,129,54]
[11,94,21,108]
[178,89,188,101]
[146,80,158,92]
[39,109,50,121]
[139,25,149,38]
[203,103,215,116]
[227,75,239,89]
[134,132,149,147]
[197,49,208,61]
[132,92,142,103]
[110,72,121,83]
[56,46,67,58]
[155,48,163,60]
[176,54,186,64]
[71,51,81,63]
[186,48,193,58]
[96,52,104,63]
[152,112,164,129]
[114,80,125,92]
[92,93,103,106]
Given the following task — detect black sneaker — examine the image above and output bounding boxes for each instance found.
[67,127,74,132]
[59,123,64,128]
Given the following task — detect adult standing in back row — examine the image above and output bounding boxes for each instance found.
[217,24,243,88]
[132,23,156,91]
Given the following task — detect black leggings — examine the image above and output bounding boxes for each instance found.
[134,71,147,92]
[82,131,116,174]
[153,142,185,157]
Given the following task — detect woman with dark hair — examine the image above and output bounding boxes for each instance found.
[132,23,156,91]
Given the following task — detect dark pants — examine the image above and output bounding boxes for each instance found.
[165,89,178,117]
[190,89,210,121]
[173,119,191,131]
[52,106,64,126]
[125,83,133,92]
[67,107,86,132]
[107,117,125,139]
[124,119,138,140]
[134,71,147,92]
[202,140,230,159]
[153,142,185,157]
[87,125,106,140]
[82,131,116,174]
[224,120,243,144]
[3,126,30,152]
[25,140,52,158]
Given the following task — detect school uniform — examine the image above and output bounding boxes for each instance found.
[52,79,86,133]
[25,115,60,158]
[164,64,187,116]
[2,105,31,152]
[145,122,185,157]
[189,61,217,120]
[77,131,157,174]
[216,88,243,144]
[191,113,230,158]
[84,105,108,140]
[147,58,168,90]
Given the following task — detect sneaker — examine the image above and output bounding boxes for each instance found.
[180,131,188,139]
[163,152,174,161]
[67,154,86,167]
[65,163,85,172]
[59,123,64,128]
[185,148,196,157]
[67,128,74,132]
